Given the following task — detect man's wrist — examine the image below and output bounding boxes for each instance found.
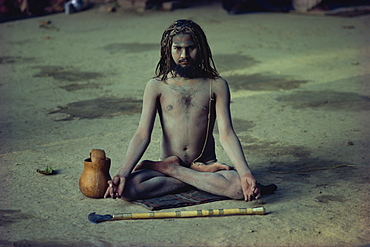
[235,167,252,177]
[117,169,130,177]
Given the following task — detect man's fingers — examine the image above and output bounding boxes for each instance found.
[243,186,260,201]
[104,180,113,198]
[108,180,116,198]
[240,173,260,201]
[244,194,249,202]
[243,189,253,202]
[103,188,110,198]
[254,187,261,199]
[112,176,120,185]
[117,177,126,197]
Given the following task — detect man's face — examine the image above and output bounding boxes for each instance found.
[171,33,200,78]
[171,33,198,68]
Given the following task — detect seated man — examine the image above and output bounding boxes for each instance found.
[104,19,261,202]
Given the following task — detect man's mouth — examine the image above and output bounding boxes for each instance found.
[179,59,190,65]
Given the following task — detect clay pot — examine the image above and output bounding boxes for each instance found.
[79,149,112,198]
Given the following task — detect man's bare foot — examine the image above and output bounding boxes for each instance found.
[133,156,180,174]
[190,162,232,173]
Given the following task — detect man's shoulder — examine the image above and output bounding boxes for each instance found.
[210,77,228,88]
[143,78,163,96]
[147,77,162,84]
[212,76,227,83]
[146,78,163,89]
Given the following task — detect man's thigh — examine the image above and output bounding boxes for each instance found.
[215,169,241,181]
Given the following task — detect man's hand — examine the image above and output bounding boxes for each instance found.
[240,173,260,201]
[104,175,127,199]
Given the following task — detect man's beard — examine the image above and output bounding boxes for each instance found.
[171,60,202,79]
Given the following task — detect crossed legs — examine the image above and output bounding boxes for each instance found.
[121,156,244,201]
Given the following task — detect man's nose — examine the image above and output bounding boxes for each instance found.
[180,48,189,59]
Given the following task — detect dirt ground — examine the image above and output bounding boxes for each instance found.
[0,2,369,246]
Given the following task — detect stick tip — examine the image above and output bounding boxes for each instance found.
[252,206,266,215]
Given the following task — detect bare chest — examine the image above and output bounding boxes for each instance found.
[160,84,212,114]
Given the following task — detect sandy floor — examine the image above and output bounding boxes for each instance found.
[0,2,369,246]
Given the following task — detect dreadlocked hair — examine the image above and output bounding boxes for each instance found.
[155,19,219,82]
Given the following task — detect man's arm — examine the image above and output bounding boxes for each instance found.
[104,79,160,198]
[213,78,260,201]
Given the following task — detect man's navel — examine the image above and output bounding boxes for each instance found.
[167,105,173,111]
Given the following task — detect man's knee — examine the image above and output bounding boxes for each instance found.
[218,171,244,200]
[120,177,140,201]
[226,181,244,200]
[120,170,153,200]
[121,169,166,201]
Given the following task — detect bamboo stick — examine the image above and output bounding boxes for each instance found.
[112,207,265,220]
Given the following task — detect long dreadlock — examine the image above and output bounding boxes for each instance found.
[155,19,219,81]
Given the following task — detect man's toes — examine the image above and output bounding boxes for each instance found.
[133,163,145,171]
[218,164,231,170]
